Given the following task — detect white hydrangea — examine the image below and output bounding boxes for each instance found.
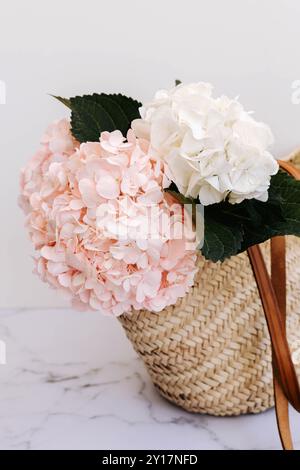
[132,82,278,206]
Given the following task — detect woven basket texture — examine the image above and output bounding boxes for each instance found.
[119,237,300,416]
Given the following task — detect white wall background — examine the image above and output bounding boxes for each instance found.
[1,0,300,308]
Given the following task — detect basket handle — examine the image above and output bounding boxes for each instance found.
[247,160,300,450]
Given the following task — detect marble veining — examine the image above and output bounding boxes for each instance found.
[0,308,299,450]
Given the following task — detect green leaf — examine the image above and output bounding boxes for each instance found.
[202,216,243,262]
[201,169,300,262]
[69,97,116,142]
[269,169,300,232]
[53,93,142,142]
[108,94,142,125]
[84,94,130,134]
[51,95,71,109]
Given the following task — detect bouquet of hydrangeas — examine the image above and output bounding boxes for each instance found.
[19,82,300,314]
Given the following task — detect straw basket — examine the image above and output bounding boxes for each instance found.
[119,235,300,416]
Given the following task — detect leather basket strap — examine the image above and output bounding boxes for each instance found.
[247,160,300,450]
[271,237,293,450]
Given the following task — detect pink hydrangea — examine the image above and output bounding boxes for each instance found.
[19,119,198,315]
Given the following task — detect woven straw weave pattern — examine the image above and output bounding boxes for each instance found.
[119,237,300,416]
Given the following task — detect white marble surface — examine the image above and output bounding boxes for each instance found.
[0,308,299,450]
